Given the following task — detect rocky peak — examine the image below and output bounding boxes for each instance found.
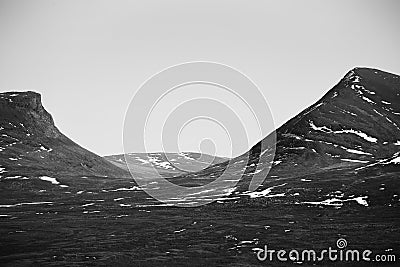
[0,91,61,138]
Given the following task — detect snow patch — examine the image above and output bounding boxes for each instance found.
[341,159,369,163]
[146,156,175,170]
[39,145,53,152]
[241,183,287,198]
[0,202,53,208]
[362,96,375,104]
[136,158,149,164]
[303,196,368,207]
[106,186,142,192]
[389,156,400,164]
[4,176,29,180]
[344,148,372,155]
[39,176,60,185]
[178,152,196,161]
[82,203,95,207]
[309,121,377,142]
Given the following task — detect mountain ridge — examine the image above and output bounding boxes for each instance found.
[1,67,399,202]
[172,67,400,193]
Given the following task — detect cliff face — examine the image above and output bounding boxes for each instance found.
[1,92,62,138]
[0,91,129,178]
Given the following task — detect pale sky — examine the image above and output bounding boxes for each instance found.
[1,0,399,157]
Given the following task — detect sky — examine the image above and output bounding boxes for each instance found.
[1,0,399,157]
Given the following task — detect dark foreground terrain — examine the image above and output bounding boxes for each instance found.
[0,168,399,266]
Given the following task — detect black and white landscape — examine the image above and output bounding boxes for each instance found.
[1,67,399,266]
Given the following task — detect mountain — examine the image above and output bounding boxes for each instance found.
[173,67,400,206]
[270,67,400,168]
[244,67,400,176]
[0,91,129,178]
[254,67,400,174]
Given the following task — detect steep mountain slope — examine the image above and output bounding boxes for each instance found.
[270,67,400,169]
[172,68,400,206]
[0,91,129,178]
[253,67,400,175]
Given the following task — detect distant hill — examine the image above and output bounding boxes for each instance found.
[105,152,227,178]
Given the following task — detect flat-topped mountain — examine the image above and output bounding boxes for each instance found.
[0,91,129,178]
